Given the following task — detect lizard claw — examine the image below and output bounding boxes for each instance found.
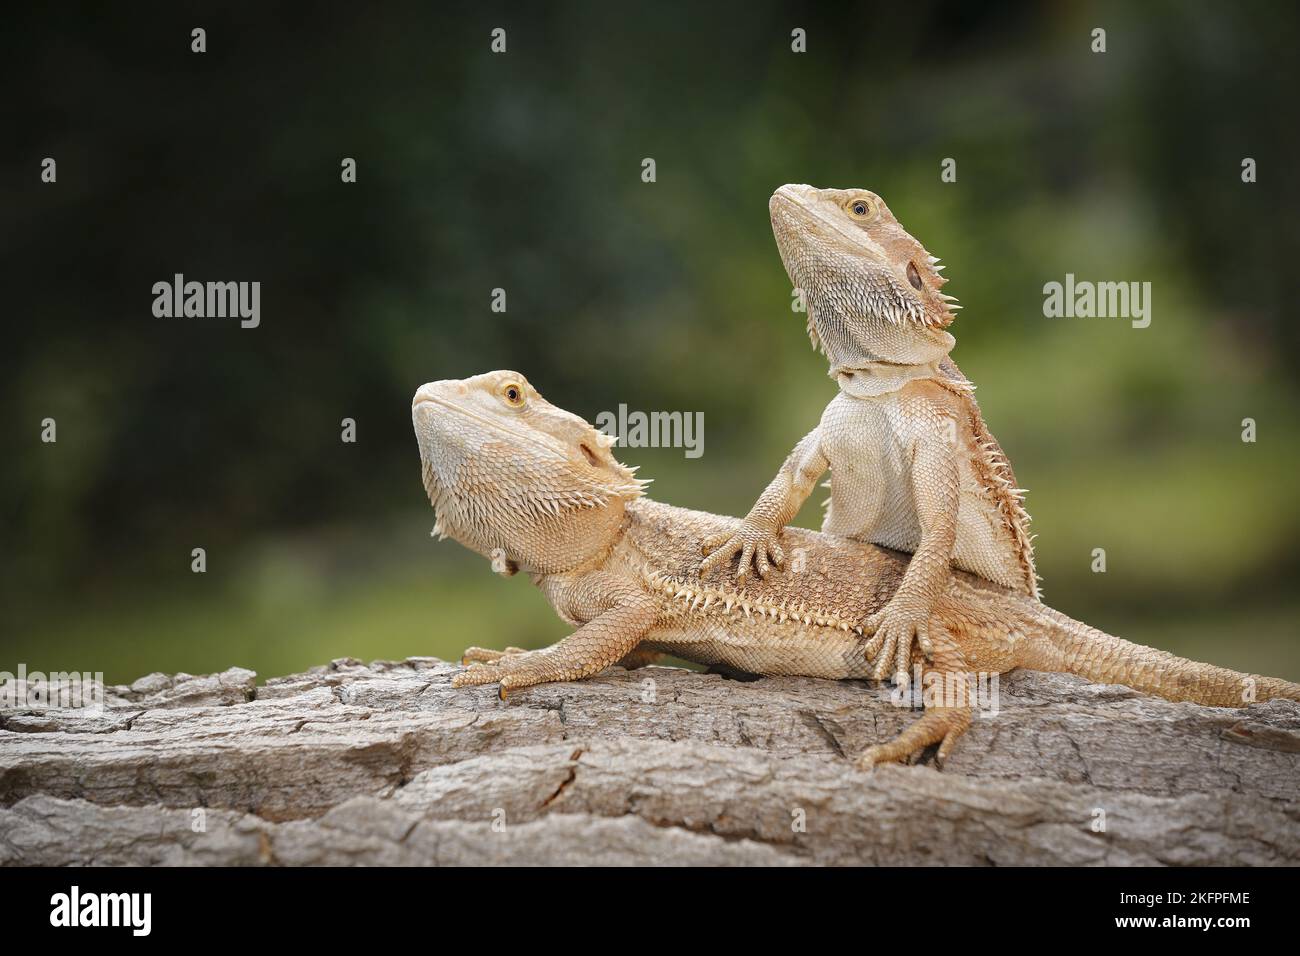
[459,645,528,665]
[855,742,925,770]
[700,531,730,556]
[452,648,552,697]
[915,625,935,661]
[855,709,972,770]
[861,599,935,684]
[700,521,785,580]
[451,663,505,688]
[856,746,886,771]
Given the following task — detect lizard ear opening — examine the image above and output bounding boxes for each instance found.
[580,443,601,467]
[907,260,924,291]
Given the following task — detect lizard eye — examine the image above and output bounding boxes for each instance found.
[906,260,924,291]
[849,200,871,219]
[502,384,526,407]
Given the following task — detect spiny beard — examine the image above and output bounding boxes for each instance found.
[419,453,645,550]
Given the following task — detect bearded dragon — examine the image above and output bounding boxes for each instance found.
[702,184,1036,684]
[413,371,1300,769]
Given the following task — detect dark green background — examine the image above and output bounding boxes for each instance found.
[4,1,1297,684]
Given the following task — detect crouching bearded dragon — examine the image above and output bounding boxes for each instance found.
[703,184,1037,684]
[413,370,1300,768]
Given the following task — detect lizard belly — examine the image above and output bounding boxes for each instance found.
[817,389,1030,592]
[818,392,919,551]
[642,618,872,679]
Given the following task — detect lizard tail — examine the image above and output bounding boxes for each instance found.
[1023,603,1300,707]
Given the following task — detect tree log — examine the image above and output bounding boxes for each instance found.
[2,658,1297,865]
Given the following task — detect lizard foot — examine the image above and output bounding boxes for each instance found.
[700,521,785,580]
[862,600,936,684]
[451,649,551,697]
[856,708,971,771]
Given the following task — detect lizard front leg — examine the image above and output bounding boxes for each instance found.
[452,572,658,698]
[700,429,829,579]
[863,422,959,683]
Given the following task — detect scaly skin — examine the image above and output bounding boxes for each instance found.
[703,185,1037,685]
[413,371,1300,769]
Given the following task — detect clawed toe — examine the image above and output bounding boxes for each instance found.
[450,662,506,688]
[459,645,528,665]
[855,709,972,771]
[855,741,920,770]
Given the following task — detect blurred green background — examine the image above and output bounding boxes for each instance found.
[4,2,1298,685]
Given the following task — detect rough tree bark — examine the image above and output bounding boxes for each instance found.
[1,658,1297,865]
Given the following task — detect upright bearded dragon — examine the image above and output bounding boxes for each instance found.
[413,371,1300,768]
[702,184,1036,684]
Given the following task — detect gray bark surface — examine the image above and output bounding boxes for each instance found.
[2,658,1298,865]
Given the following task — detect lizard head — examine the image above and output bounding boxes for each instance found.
[769,184,959,370]
[412,371,648,575]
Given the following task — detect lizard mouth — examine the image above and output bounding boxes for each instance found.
[771,186,883,252]
[413,391,572,464]
[768,187,811,229]
[768,188,949,331]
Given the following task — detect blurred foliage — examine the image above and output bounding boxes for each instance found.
[3,2,1298,683]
